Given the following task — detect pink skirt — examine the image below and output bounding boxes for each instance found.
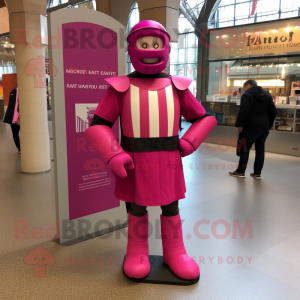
[114,150,186,206]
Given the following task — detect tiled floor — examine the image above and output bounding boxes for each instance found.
[1,118,300,300]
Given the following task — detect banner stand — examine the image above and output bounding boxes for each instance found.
[48,8,127,246]
[52,222,127,247]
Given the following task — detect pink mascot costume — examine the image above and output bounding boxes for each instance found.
[85,20,217,280]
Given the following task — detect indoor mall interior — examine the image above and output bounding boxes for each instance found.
[0,0,300,299]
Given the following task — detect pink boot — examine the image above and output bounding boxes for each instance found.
[161,214,200,280]
[124,212,150,279]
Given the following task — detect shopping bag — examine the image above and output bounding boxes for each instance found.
[12,88,20,125]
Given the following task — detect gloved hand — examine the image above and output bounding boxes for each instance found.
[109,153,135,178]
[179,116,217,157]
[179,139,194,157]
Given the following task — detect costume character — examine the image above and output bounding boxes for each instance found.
[85,20,217,280]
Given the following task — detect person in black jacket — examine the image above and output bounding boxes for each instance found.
[229,80,277,179]
[3,86,21,153]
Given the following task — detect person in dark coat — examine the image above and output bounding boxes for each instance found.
[3,85,21,153]
[229,80,277,179]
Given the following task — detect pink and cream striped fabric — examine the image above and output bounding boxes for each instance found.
[122,84,180,138]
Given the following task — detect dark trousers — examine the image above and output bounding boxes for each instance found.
[128,201,179,217]
[10,124,21,151]
[236,126,269,175]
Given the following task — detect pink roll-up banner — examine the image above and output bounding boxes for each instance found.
[62,22,120,220]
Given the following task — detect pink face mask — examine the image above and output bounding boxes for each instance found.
[127,20,171,74]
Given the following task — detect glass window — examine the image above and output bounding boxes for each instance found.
[235,2,250,18]
[171,42,178,50]
[170,64,175,75]
[281,0,299,19]
[256,0,280,20]
[281,0,300,13]
[178,49,185,63]
[187,48,197,62]
[173,64,185,76]
[126,2,139,72]
[170,35,198,95]
[235,16,255,26]
[256,0,280,23]
[208,61,222,96]
[220,0,235,5]
[187,0,206,7]
[52,0,61,6]
[211,0,299,28]
[0,37,16,78]
[189,80,197,96]
[48,0,96,9]
[235,2,255,26]
[218,3,235,26]
[128,2,139,32]
[275,108,295,131]
[186,64,196,79]
[219,20,235,27]
[178,16,194,34]
[206,56,300,127]
[187,33,196,48]
[170,47,178,63]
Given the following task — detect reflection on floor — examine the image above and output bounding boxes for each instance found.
[0,118,300,300]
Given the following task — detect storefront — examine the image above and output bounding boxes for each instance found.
[205,17,300,157]
[0,35,53,113]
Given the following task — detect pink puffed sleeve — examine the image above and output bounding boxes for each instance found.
[177,88,206,121]
[94,86,121,124]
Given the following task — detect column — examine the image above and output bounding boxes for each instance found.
[137,0,180,42]
[5,0,50,173]
[95,0,135,27]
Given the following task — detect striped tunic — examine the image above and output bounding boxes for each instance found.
[122,83,179,138]
[93,76,205,206]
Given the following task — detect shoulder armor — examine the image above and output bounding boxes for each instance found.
[171,75,192,90]
[105,76,130,92]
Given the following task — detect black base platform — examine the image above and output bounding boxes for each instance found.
[123,255,200,286]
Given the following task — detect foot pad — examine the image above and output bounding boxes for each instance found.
[123,255,200,286]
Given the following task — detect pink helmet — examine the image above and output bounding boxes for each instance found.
[127,20,171,74]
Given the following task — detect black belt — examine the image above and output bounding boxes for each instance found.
[121,135,179,152]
